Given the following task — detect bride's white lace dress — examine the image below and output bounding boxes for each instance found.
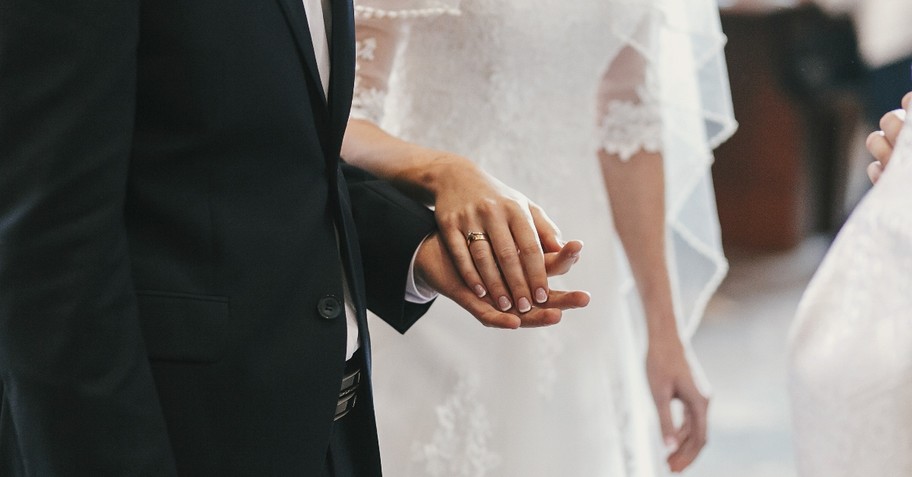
[352,1,736,475]
[789,107,912,476]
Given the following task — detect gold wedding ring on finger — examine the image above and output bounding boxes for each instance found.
[466,231,490,246]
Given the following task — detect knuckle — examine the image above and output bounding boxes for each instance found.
[495,246,520,262]
[475,199,499,218]
[437,213,458,228]
[503,199,525,215]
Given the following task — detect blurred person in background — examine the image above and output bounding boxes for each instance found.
[790,91,912,477]
[813,0,912,125]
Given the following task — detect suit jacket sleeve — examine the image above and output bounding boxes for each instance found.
[342,163,438,334]
[0,1,176,474]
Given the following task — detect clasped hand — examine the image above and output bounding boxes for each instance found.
[414,155,590,328]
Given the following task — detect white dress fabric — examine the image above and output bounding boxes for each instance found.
[353,1,737,475]
[789,107,912,476]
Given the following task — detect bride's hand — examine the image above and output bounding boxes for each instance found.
[646,329,710,473]
[415,233,590,329]
[430,154,572,313]
[866,91,911,183]
[341,119,578,314]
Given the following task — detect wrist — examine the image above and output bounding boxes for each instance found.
[413,153,477,200]
[644,306,680,341]
[393,150,472,204]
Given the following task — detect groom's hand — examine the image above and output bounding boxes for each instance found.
[414,233,590,329]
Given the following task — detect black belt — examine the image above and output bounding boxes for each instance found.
[334,355,361,421]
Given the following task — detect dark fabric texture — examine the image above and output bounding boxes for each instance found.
[865,57,912,125]
[0,0,435,474]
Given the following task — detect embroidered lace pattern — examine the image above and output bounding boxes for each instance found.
[599,99,663,161]
[352,36,386,124]
[411,375,502,477]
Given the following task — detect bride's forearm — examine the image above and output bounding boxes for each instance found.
[599,149,679,340]
[342,118,478,204]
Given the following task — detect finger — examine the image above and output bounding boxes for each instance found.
[516,289,590,327]
[466,230,515,312]
[675,412,692,447]
[508,211,550,305]
[667,421,700,472]
[450,286,587,329]
[653,392,679,457]
[544,240,583,277]
[668,389,709,472]
[491,289,590,329]
[448,285,522,329]
[529,203,564,253]
[515,307,562,328]
[866,130,893,164]
[880,108,906,146]
[441,226,488,298]
[902,91,912,111]
[867,161,885,184]
[541,289,591,310]
[485,218,533,313]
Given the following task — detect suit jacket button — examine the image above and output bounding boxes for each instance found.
[317,296,343,320]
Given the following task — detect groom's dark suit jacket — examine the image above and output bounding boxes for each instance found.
[0,0,435,474]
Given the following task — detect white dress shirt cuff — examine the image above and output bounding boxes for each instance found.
[405,235,439,304]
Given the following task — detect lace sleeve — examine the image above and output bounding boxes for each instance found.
[596,6,664,161]
[352,1,461,124]
[351,16,401,124]
[354,0,460,19]
[601,1,738,340]
[598,2,737,163]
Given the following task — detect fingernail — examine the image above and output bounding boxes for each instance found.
[474,285,487,298]
[664,436,679,454]
[498,296,512,311]
[534,288,548,303]
[517,297,532,313]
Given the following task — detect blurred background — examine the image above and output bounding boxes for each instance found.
[685,0,911,475]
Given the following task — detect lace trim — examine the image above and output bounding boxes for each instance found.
[411,375,502,477]
[351,36,386,123]
[598,99,663,161]
[354,5,460,19]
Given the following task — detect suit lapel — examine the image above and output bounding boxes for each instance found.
[275,0,328,108]
[326,0,368,368]
[275,0,367,364]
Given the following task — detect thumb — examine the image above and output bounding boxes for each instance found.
[530,204,563,252]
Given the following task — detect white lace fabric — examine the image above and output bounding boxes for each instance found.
[355,1,736,475]
[789,107,912,477]
[354,0,460,19]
